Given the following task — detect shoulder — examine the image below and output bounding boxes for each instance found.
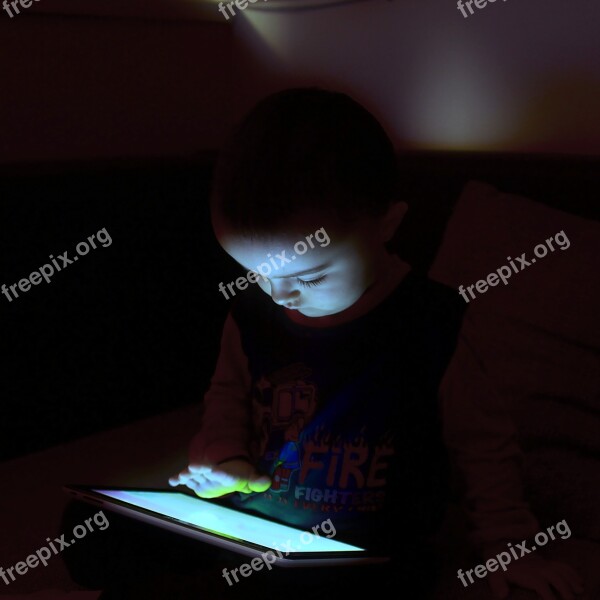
[399,270,466,324]
[392,272,468,369]
[228,284,287,351]
[229,283,272,325]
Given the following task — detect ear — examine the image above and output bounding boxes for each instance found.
[380,201,408,243]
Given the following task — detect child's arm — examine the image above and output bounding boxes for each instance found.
[440,312,583,599]
[169,312,270,497]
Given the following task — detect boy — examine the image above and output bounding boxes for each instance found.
[168,88,583,599]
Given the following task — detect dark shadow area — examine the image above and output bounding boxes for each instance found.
[0,155,240,461]
[1,151,599,462]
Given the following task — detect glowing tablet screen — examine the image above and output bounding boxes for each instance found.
[93,489,363,553]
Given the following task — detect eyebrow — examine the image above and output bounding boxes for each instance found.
[268,263,331,279]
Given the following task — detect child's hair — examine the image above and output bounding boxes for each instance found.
[210,87,398,236]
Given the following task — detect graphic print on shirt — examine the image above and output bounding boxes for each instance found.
[249,363,317,493]
[270,415,305,492]
[248,362,395,517]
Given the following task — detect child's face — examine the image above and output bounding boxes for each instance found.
[216,209,400,318]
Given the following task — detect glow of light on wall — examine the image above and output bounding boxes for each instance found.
[238,10,294,63]
[399,46,519,151]
[220,2,527,152]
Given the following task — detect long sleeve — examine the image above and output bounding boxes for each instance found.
[189,311,253,466]
[440,311,540,556]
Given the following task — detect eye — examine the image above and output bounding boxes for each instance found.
[297,275,327,288]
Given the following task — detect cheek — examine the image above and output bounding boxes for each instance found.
[320,279,361,304]
[342,265,371,291]
[256,278,270,294]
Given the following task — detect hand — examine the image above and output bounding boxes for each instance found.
[168,458,272,498]
[488,554,584,600]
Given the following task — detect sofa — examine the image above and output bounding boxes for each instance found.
[424,176,600,599]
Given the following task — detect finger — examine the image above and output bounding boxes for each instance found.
[248,475,271,493]
[191,474,241,498]
[488,572,510,599]
[236,475,271,494]
[209,468,237,480]
[195,489,222,499]
[168,468,193,486]
[209,470,247,488]
[194,485,230,499]
[185,475,209,492]
[188,464,212,475]
[184,478,200,491]
[238,482,253,494]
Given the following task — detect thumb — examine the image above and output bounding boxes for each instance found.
[247,472,272,493]
[488,572,510,599]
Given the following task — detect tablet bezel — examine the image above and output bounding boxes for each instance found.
[63,485,390,567]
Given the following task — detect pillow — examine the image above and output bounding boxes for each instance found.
[429,180,599,410]
[429,180,600,540]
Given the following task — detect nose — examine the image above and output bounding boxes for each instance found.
[269,279,300,307]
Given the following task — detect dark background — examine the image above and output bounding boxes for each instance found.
[0,157,231,460]
[1,1,599,464]
[2,152,598,462]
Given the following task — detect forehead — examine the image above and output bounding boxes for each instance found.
[220,231,337,277]
[216,211,311,250]
[218,222,371,279]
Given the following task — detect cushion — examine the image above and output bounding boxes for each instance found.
[428,180,600,541]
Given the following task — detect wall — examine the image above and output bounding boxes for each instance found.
[1,0,599,165]
[229,0,600,156]
[0,10,233,164]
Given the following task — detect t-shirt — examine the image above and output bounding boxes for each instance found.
[192,270,540,555]
[228,270,465,549]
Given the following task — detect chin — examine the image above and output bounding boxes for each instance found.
[298,307,325,317]
[299,305,347,318]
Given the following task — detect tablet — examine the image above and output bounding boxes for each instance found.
[63,485,389,567]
